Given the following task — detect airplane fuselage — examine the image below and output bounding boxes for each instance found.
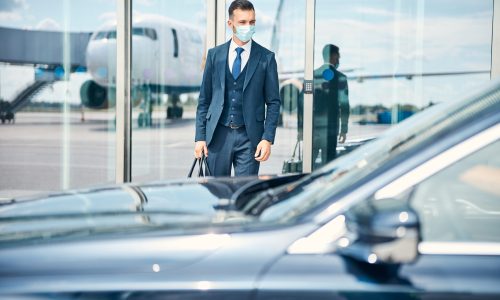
[86,15,204,91]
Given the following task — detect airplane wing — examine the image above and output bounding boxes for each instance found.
[0,26,91,69]
[350,70,490,82]
[278,69,490,83]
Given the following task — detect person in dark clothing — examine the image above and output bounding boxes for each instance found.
[194,0,280,177]
[312,44,350,169]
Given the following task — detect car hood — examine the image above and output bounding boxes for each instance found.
[0,175,316,293]
[0,176,264,244]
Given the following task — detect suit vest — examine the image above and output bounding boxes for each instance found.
[220,60,248,127]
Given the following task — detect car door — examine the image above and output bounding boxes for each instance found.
[396,125,500,299]
[255,124,500,300]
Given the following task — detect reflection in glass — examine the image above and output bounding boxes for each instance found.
[313,0,493,169]
[0,0,117,198]
[411,140,500,242]
[313,44,350,169]
[131,1,206,182]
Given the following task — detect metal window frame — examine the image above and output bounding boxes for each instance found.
[303,0,315,173]
[115,0,132,183]
[206,0,217,50]
[492,0,500,79]
[216,0,226,45]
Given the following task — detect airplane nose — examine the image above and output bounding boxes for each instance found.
[86,39,116,86]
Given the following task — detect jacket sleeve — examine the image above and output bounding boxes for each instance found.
[195,49,214,142]
[338,75,350,134]
[262,53,281,144]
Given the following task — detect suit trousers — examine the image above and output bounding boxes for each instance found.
[206,124,260,177]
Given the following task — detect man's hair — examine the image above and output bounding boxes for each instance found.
[228,0,255,18]
[322,44,340,62]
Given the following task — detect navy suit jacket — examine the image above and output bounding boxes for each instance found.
[195,40,281,148]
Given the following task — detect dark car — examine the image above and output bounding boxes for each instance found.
[0,80,499,299]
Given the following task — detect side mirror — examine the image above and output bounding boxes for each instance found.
[338,198,420,265]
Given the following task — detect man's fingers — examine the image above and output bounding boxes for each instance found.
[259,152,269,161]
[194,141,207,158]
[338,135,345,144]
[254,145,262,157]
[255,147,270,161]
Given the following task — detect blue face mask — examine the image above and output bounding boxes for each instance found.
[334,63,339,69]
[235,25,255,42]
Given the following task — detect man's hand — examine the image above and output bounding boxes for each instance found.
[338,133,347,144]
[255,140,272,162]
[194,141,208,158]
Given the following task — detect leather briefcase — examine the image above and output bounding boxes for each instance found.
[282,140,303,174]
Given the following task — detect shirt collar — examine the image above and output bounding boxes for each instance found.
[229,37,252,54]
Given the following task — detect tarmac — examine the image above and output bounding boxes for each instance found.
[0,108,388,200]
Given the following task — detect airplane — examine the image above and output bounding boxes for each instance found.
[0,14,204,126]
[83,15,204,125]
[277,68,490,117]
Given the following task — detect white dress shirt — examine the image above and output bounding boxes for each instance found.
[228,38,252,74]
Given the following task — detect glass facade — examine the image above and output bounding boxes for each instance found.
[0,0,497,197]
[130,0,206,182]
[0,0,117,198]
[312,0,493,169]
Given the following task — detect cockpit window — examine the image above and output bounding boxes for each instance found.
[94,31,108,40]
[93,27,157,41]
[144,28,157,40]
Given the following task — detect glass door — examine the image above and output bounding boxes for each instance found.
[311,0,493,170]
[130,0,207,181]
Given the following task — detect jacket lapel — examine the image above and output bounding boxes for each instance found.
[243,41,262,92]
[217,41,231,90]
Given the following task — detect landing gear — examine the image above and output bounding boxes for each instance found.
[0,100,15,124]
[138,112,152,127]
[166,106,183,119]
[166,94,183,119]
[137,85,153,128]
[0,112,14,124]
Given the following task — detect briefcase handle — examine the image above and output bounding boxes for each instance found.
[292,140,302,160]
[188,154,211,178]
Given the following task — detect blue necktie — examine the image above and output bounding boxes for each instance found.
[232,47,244,79]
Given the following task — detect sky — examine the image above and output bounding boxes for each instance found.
[0,0,495,109]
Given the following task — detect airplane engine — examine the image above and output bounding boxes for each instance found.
[280,80,302,114]
[80,80,111,109]
[279,79,303,127]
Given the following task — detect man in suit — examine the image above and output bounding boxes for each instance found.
[312,44,350,169]
[194,0,280,177]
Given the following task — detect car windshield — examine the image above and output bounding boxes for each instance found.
[255,80,500,222]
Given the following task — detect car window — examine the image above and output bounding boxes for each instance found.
[259,81,499,222]
[410,140,500,242]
